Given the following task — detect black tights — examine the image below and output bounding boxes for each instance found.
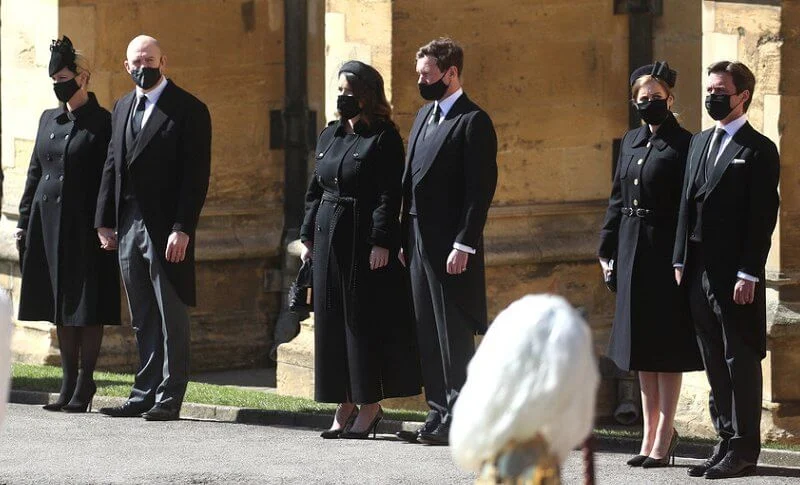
[56,326,104,395]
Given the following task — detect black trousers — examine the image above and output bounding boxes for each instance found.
[118,201,191,412]
[408,217,474,425]
[686,242,762,462]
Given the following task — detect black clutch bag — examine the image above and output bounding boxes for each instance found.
[604,259,617,293]
[288,259,313,320]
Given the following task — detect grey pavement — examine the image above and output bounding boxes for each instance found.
[2,403,800,484]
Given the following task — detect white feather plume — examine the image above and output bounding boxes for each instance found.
[450,294,599,471]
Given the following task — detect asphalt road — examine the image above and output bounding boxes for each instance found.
[2,404,800,484]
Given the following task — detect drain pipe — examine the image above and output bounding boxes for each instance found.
[270,0,314,361]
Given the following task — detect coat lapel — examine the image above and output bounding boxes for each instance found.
[114,91,135,167]
[411,95,470,184]
[686,128,714,199]
[402,104,434,184]
[705,123,749,196]
[127,81,172,166]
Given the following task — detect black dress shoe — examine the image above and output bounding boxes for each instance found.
[396,420,437,443]
[99,402,149,417]
[395,430,421,443]
[704,453,756,480]
[418,422,449,446]
[142,406,181,421]
[687,448,727,477]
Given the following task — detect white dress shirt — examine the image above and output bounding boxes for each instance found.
[676,113,757,282]
[432,88,476,255]
[134,76,168,128]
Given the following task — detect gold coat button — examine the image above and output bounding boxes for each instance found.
[633,199,639,206]
[646,142,651,148]
[637,158,644,165]
[634,179,639,185]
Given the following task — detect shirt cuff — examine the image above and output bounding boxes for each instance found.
[453,242,476,254]
[673,264,684,268]
[737,271,759,283]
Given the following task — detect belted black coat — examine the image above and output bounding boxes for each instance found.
[17,94,121,325]
[300,119,421,404]
[598,114,702,372]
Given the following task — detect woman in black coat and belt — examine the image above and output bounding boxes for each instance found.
[300,61,421,439]
[15,37,120,413]
[598,62,703,467]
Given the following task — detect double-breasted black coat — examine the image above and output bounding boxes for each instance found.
[598,114,703,372]
[18,93,121,326]
[301,119,422,404]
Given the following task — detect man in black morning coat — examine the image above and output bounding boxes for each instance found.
[673,61,779,479]
[95,35,211,421]
[397,38,498,446]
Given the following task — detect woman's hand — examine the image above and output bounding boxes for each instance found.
[370,246,389,270]
[13,228,25,241]
[301,240,313,262]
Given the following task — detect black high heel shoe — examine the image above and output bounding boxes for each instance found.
[43,376,77,412]
[62,373,97,413]
[320,405,358,439]
[340,407,383,440]
[626,455,648,467]
[642,429,680,468]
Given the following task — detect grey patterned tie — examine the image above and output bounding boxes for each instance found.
[423,104,441,141]
[705,127,726,181]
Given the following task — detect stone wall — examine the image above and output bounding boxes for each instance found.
[2,0,299,372]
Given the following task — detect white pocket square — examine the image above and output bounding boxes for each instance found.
[732,158,747,164]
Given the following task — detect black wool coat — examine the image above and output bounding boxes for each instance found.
[599,114,703,372]
[673,122,780,358]
[18,93,121,325]
[95,80,211,307]
[301,119,422,404]
[401,94,498,334]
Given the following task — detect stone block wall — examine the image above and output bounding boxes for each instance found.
[2,0,300,372]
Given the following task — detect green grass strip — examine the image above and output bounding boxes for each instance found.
[10,363,426,422]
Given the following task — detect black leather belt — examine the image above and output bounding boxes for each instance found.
[621,207,653,217]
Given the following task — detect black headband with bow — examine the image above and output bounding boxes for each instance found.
[49,36,77,77]
[338,60,384,94]
[629,61,677,88]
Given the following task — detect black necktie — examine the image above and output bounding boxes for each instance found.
[705,127,726,181]
[423,104,441,140]
[131,95,147,137]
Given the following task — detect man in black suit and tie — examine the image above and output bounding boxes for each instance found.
[96,35,211,421]
[673,61,779,479]
[396,38,498,446]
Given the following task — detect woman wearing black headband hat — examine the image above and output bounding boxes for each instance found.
[300,60,421,439]
[598,62,703,467]
[15,36,120,412]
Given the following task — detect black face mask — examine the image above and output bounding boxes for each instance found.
[636,99,670,125]
[130,66,162,90]
[337,95,361,120]
[53,77,80,103]
[705,93,736,121]
[418,72,449,101]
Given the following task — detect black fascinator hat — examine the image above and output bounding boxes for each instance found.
[338,60,384,94]
[629,61,677,88]
[49,36,78,77]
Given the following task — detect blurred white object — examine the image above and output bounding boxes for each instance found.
[450,294,600,475]
[0,290,12,428]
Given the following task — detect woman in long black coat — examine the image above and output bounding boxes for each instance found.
[16,37,120,413]
[598,62,703,467]
[300,61,421,439]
